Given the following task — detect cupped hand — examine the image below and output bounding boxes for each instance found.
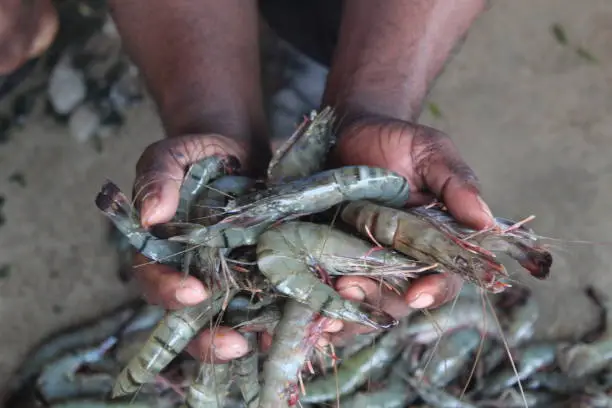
[130,134,342,362]
[0,0,58,74]
[327,115,496,342]
[131,134,251,362]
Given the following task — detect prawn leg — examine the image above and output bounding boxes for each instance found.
[112,287,238,398]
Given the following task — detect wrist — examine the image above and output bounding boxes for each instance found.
[159,98,270,176]
[322,0,486,123]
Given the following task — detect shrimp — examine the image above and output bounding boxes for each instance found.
[174,155,241,222]
[403,297,499,344]
[189,175,257,224]
[95,180,184,266]
[225,299,262,408]
[182,362,232,408]
[417,328,484,387]
[477,342,561,398]
[267,106,336,183]
[340,200,553,292]
[36,337,118,403]
[299,321,410,404]
[479,293,539,376]
[7,300,153,394]
[154,166,411,248]
[336,377,418,408]
[258,300,323,408]
[255,221,430,329]
[112,286,239,398]
[557,287,612,378]
[404,374,479,408]
[230,332,260,408]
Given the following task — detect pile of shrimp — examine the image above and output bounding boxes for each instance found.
[21,106,576,407]
[5,285,612,408]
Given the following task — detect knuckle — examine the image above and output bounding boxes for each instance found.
[136,139,169,175]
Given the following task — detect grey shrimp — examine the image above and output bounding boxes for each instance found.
[225,299,263,408]
[557,287,612,378]
[416,328,483,387]
[258,300,323,408]
[112,287,239,398]
[36,337,118,403]
[154,166,411,248]
[190,175,257,225]
[95,180,184,266]
[341,200,553,292]
[255,221,428,329]
[300,322,410,404]
[174,155,241,222]
[267,106,336,183]
[7,300,151,393]
[181,362,232,408]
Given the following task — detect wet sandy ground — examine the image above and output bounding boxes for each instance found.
[1,0,612,395]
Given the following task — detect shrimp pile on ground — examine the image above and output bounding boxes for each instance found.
[8,107,563,407]
[6,286,612,408]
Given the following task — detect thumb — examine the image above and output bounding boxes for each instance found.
[416,142,495,230]
[440,175,495,231]
[133,134,247,227]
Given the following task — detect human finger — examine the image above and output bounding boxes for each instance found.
[186,326,250,363]
[133,134,247,228]
[403,272,464,310]
[132,253,208,309]
[0,0,58,74]
[411,127,495,230]
[329,276,410,345]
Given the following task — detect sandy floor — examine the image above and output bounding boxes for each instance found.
[1,0,612,395]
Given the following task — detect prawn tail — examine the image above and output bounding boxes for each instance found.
[511,243,553,279]
[95,180,134,222]
[95,180,184,265]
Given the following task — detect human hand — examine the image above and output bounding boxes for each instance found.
[326,115,496,343]
[0,0,58,74]
[130,134,341,361]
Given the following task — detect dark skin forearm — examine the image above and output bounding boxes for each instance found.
[108,0,266,151]
[323,0,486,122]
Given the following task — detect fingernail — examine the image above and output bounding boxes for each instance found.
[175,287,207,304]
[338,286,365,301]
[215,340,247,360]
[323,319,344,333]
[408,293,434,309]
[476,196,495,222]
[141,197,159,227]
